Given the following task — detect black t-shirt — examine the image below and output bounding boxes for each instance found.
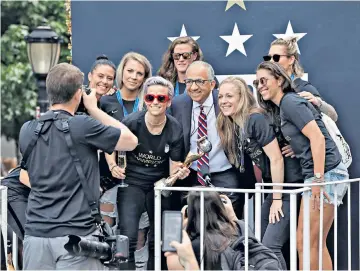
[236,113,275,179]
[122,111,184,189]
[270,82,322,184]
[293,78,321,97]
[1,166,30,202]
[99,94,137,179]
[280,93,341,179]
[100,93,138,122]
[19,110,121,237]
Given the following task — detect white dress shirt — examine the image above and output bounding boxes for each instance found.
[190,93,232,173]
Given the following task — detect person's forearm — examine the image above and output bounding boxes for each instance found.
[319,99,338,122]
[87,107,129,131]
[184,259,200,270]
[105,152,117,170]
[310,135,326,176]
[20,169,31,188]
[270,157,284,199]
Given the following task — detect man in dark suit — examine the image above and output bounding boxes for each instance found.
[169,61,256,217]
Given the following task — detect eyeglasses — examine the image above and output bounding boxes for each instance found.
[253,77,269,89]
[184,79,212,87]
[144,94,170,103]
[172,52,193,60]
[263,54,289,62]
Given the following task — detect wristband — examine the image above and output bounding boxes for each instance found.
[110,165,117,171]
[273,198,282,200]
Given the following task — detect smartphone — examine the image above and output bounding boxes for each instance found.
[162,211,183,252]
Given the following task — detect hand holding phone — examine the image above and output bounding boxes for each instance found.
[162,211,183,252]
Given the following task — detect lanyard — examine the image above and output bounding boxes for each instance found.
[116,90,139,116]
[175,81,180,97]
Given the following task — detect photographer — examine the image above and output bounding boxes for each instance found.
[19,63,138,270]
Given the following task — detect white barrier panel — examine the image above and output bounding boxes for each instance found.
[1,185,8,270]
[0,185,19,270]
[256,178,360,271]
[154,186,309,271]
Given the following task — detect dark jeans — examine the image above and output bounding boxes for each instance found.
[261,194,291,270]
[117,184,170,270]
[172,165,256,218]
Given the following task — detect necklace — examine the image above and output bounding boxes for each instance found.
[234,123,246,173]
[145,115,167,126]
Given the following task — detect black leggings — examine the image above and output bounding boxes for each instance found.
[117,185,170,270]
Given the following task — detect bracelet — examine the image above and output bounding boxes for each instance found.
[110,165,117,171]
[273,198,282,200]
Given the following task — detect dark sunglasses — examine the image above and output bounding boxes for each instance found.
[263,54,288,62]
[172,52,193,60]
[253,77,269,89]
[144,94,170,103]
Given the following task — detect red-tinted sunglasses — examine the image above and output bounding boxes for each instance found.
[144,94,170,103]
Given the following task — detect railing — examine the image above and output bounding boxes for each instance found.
[154,186,309,271]
[256,178,360,271]
[0,185,19,271]
[1,178,359,270]
[154,178,360,271]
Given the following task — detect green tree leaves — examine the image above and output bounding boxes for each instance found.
[1,0,70,145]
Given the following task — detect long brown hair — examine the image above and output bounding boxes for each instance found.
[256,61,294,124]
[216,76,263,167]
[158,37,203,85]
[186,190,237,269]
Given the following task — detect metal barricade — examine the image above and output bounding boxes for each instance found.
[256,177,360,271]
[0,185,19,270]
[154,186,309,271]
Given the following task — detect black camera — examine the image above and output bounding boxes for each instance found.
[64,228,129,269]
[76,86,92,115]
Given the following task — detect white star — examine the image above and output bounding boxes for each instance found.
[220,23,252,57]
[167,24,200,42]
[149,150,153,154]
[225,0,246,11]
[273,21,307,54]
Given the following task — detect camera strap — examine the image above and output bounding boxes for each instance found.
[20,111,103,225]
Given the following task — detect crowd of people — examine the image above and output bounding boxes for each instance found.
[0,35,349,271]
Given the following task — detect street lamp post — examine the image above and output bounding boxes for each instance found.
[25,24,61,114]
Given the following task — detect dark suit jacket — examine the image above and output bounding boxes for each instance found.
[169,90,219,155]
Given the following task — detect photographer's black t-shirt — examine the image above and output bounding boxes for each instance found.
[19,110,121,238]
[280,93,341,179]
[122,111,184,189]
[1,166,30,201]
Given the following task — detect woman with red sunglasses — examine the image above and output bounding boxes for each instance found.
[116,76,190,270]
[265,37,338,121]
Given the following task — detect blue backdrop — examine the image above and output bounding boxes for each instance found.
[72,1,360,268]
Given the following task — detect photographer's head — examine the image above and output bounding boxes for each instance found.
[143,76,173,116]
[88,55,116,98]
[47,63,84,113]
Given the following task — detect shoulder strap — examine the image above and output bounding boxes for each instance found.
[20,111,60,169]
[20,121,44,169]
[56,119,102,225]
[7,203,25,240]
